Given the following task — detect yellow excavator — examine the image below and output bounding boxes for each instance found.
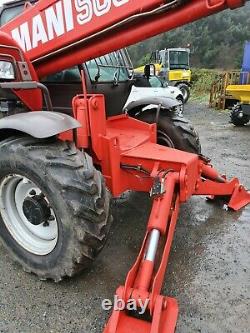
[136,48,191,102]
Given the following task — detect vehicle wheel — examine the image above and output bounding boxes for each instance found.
[135,110,201,154]
[176,83,190,103]
[230,104,249,126]
[176,96,184,115]
[0,136,112,281]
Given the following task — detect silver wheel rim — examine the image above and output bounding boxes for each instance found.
[180,87,188,101]
[176,99,184,115]
[0,174,58,256]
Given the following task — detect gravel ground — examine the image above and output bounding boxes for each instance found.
[0,102,249,333]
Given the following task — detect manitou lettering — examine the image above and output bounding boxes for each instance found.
[75,0,93,25]
[11,0,129,52]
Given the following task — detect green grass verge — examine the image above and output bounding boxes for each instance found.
[190,68,222,103]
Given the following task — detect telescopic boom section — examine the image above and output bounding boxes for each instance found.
[1,0,246,78]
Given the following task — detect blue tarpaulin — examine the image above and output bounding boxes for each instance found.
[242,41,250,71]
[240,41,250,84]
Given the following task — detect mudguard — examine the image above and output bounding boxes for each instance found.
[0,111,81,139]
[123,96,180,115]
[171,80,192,87]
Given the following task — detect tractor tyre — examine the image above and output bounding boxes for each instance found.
[0,136,112,281]
[230,104,249,126]
[135,110,201,154]
[176,83,190,103]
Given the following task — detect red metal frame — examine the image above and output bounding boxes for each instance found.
[61,94,250,333]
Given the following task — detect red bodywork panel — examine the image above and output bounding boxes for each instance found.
[1,0,245,78]
[0,32,42,110]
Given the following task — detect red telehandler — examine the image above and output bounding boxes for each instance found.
[0,1,249,332]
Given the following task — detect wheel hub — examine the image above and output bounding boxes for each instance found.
[0,174,58,255]
[23,194,51,226]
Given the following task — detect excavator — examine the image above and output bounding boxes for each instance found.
[136,47,192,103]
[0,1,249,333]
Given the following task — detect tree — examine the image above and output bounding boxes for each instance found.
[129,3,250,69]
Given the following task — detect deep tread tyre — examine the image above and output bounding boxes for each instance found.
[135,110,201,154]
[176,83,190,103]
[0,136,112,281]
[230,105,249,126]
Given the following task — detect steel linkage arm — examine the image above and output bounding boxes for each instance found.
[102,157,250,333]
[104,171,180,333]
[195,162,250,210]
[103,160,250,333]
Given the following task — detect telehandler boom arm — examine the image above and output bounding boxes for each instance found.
[1,0,245,78]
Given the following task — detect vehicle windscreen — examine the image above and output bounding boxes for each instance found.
[169,51,189,70]
[149,76,162,88]
[85,52,129,83]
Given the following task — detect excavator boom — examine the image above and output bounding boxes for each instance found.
[1,0,245,78]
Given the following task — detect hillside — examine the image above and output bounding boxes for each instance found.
[128,3,250,69]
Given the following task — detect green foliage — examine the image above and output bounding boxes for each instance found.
[128,3,250,69]
[191,68,219,95]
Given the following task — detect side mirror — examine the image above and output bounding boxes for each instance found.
[0,61,15,80]
[144,64,156,78]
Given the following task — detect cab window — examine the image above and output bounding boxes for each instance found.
[85,52,129,83]
[43,67,81,83]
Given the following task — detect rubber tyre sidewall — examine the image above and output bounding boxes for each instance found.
[0,148,68,273]
[177,83,190,104]
[0,137,112,280]
[230,107,249,126]
[135,110,201,154]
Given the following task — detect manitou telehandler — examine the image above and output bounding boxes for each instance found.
[0,1,249,332]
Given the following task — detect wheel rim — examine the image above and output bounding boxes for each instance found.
[0,174,58,256]
[157,129,175,148]
[180,87,188,101]
[176,99,184,115]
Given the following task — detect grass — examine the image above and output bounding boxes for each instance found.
[190,68,222,103]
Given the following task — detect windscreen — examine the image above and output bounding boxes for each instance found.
[169,51,189,70]
[85,51,130,83]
